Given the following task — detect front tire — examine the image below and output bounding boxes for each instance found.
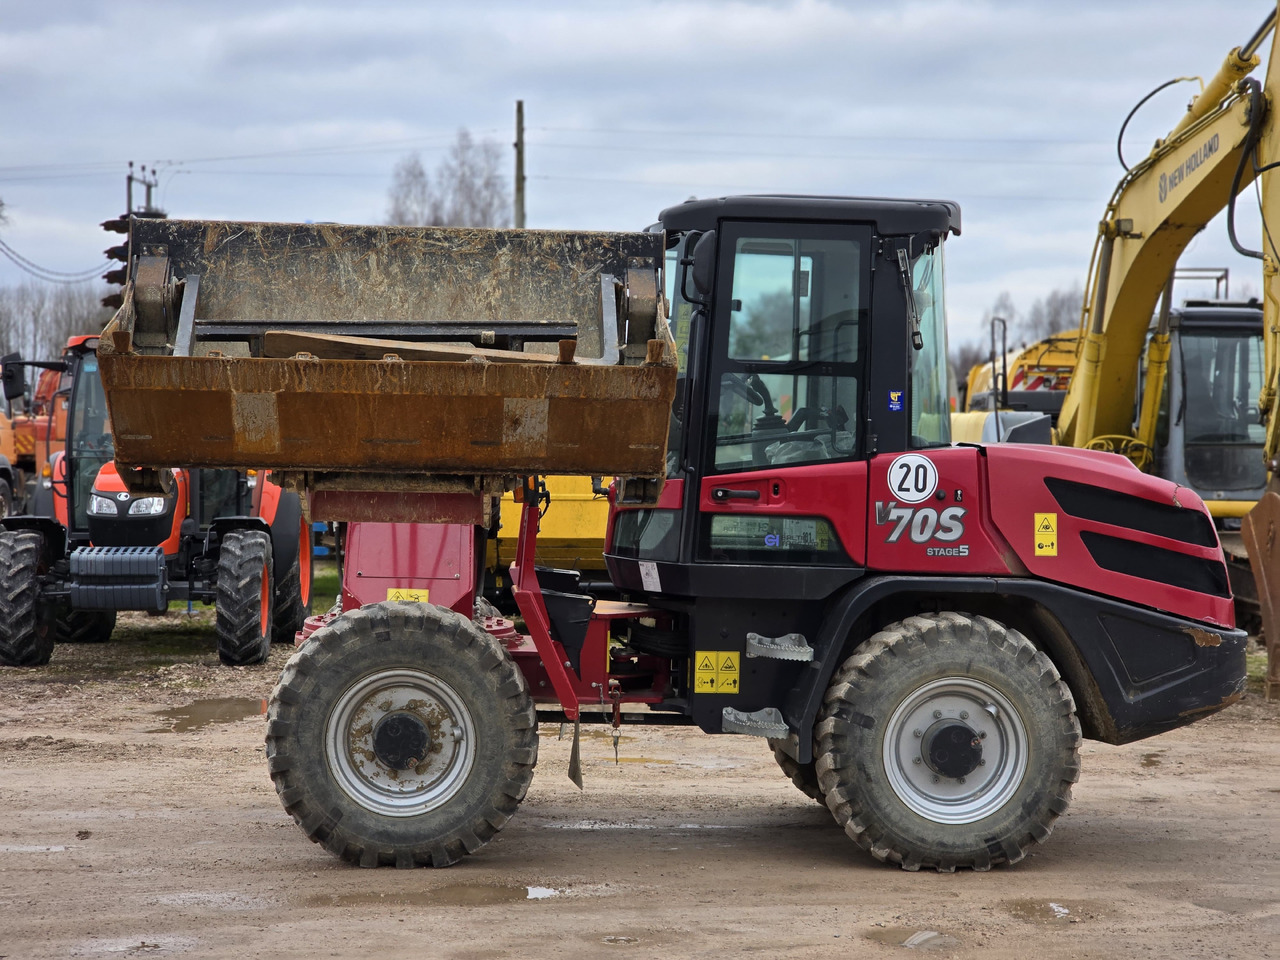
[215,530,273,666]
[815,612,1080,871]
[266,601,538,868]
[0,531,55,666]
[56,609,116,644]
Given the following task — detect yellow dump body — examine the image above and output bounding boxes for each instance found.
[97,218,678,493]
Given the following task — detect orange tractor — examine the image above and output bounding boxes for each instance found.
[0,336,311,665]
[0,344,75,517]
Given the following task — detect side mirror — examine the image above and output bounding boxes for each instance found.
[1,353,25,402]
[690,230,716,297]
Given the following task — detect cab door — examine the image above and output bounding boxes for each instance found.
[692,221,871,579]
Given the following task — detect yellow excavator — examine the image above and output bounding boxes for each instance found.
[1018,3,1280,693]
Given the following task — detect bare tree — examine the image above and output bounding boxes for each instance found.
[1020,284,1084,342]
[386,129,511,228]
[386,154,432,226]
[0,281,112,360]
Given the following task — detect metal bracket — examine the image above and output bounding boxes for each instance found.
[745,632,813,661]
[721,706,788,739]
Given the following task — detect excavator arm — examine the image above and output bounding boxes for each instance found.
[1059,7,1280,459]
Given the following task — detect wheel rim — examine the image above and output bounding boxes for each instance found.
[325,668,477,817]
[882,676,1028,825]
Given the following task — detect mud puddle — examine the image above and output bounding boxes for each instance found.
[149,698,266,733]
[865,927,960,950]
[1006,899,1075,924]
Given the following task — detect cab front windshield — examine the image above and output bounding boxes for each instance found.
[68,355,113,531]
[1179,328,1265,492]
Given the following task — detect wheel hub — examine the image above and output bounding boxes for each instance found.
[883,677,1028,825]
[922,721,982,779]
[373,711,431,770]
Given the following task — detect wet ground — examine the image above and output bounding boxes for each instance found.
[0,612,1277,959]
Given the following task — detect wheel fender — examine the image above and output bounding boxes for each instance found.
[208,516,271,556]
[267,490,303,586]
[785,574,1247,762]
[0,515,66,565]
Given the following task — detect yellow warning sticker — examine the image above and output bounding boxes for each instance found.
[1033,513,1058,557]
[694,650,741,695]
[387,587,431,602]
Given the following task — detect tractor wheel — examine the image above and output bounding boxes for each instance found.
[272,512,312,644]
[815,612,1080,872]
[56,609,116,644]
[768,739,825,804]
[266,601,538,868]
[0,531,55,667]
[215,530,273,666]
[0,478,12,519]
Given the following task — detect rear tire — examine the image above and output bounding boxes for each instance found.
[816,612,1080,871]
[56,609,116,644]
[768,739,825,804]
[0,531,55,667]
[0,478,12,519]
[272,512,312,644]
[266,601,538,868]
[215,530,273,666]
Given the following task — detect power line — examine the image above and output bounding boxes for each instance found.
[0,238,106,284]
[532,125,1112,147]
[529,139,1113,168]
[528,173,1098,203]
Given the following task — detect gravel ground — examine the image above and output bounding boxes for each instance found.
[0,610,1277,959]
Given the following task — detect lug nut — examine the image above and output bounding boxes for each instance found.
[913,757,922,765]
[932,710,942,719]
[913,729,923,738]
[979,759,986,766]
[960,710,969,720]
[958,777,966,784]
[932,776,940,784]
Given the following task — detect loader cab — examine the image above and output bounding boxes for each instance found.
[609,195,959,593]
[1153,302,1265,511]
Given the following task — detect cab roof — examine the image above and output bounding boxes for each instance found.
[656,194,961,238]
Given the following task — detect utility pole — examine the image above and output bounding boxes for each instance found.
[126,162,161,215]
[514,100,526,229]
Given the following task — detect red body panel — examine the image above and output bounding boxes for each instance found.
[342,522,474,617]
[255,472,281,525]
[697,463,869,565]
[983,445,1234,628]
[866,448,1016,575]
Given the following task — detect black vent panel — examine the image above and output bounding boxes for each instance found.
[1080,531,1231,598]
[1045,477,1217,548]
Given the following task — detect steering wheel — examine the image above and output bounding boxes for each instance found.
[724,372,767,406]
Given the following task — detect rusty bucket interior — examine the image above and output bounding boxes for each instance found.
[97,217,677,500]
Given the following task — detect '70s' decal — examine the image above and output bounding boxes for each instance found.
[875,501,968,556]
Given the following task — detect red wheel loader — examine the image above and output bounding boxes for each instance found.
[92,199,1244,871]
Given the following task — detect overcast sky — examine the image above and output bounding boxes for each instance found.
[0,0,1272,346]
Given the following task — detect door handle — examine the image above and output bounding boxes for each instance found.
[711,487,761,502]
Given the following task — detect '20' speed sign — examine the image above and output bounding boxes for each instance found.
[886,453,938,504]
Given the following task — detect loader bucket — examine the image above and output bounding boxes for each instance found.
[97,218,677,488]
[1242,478,1280,699]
